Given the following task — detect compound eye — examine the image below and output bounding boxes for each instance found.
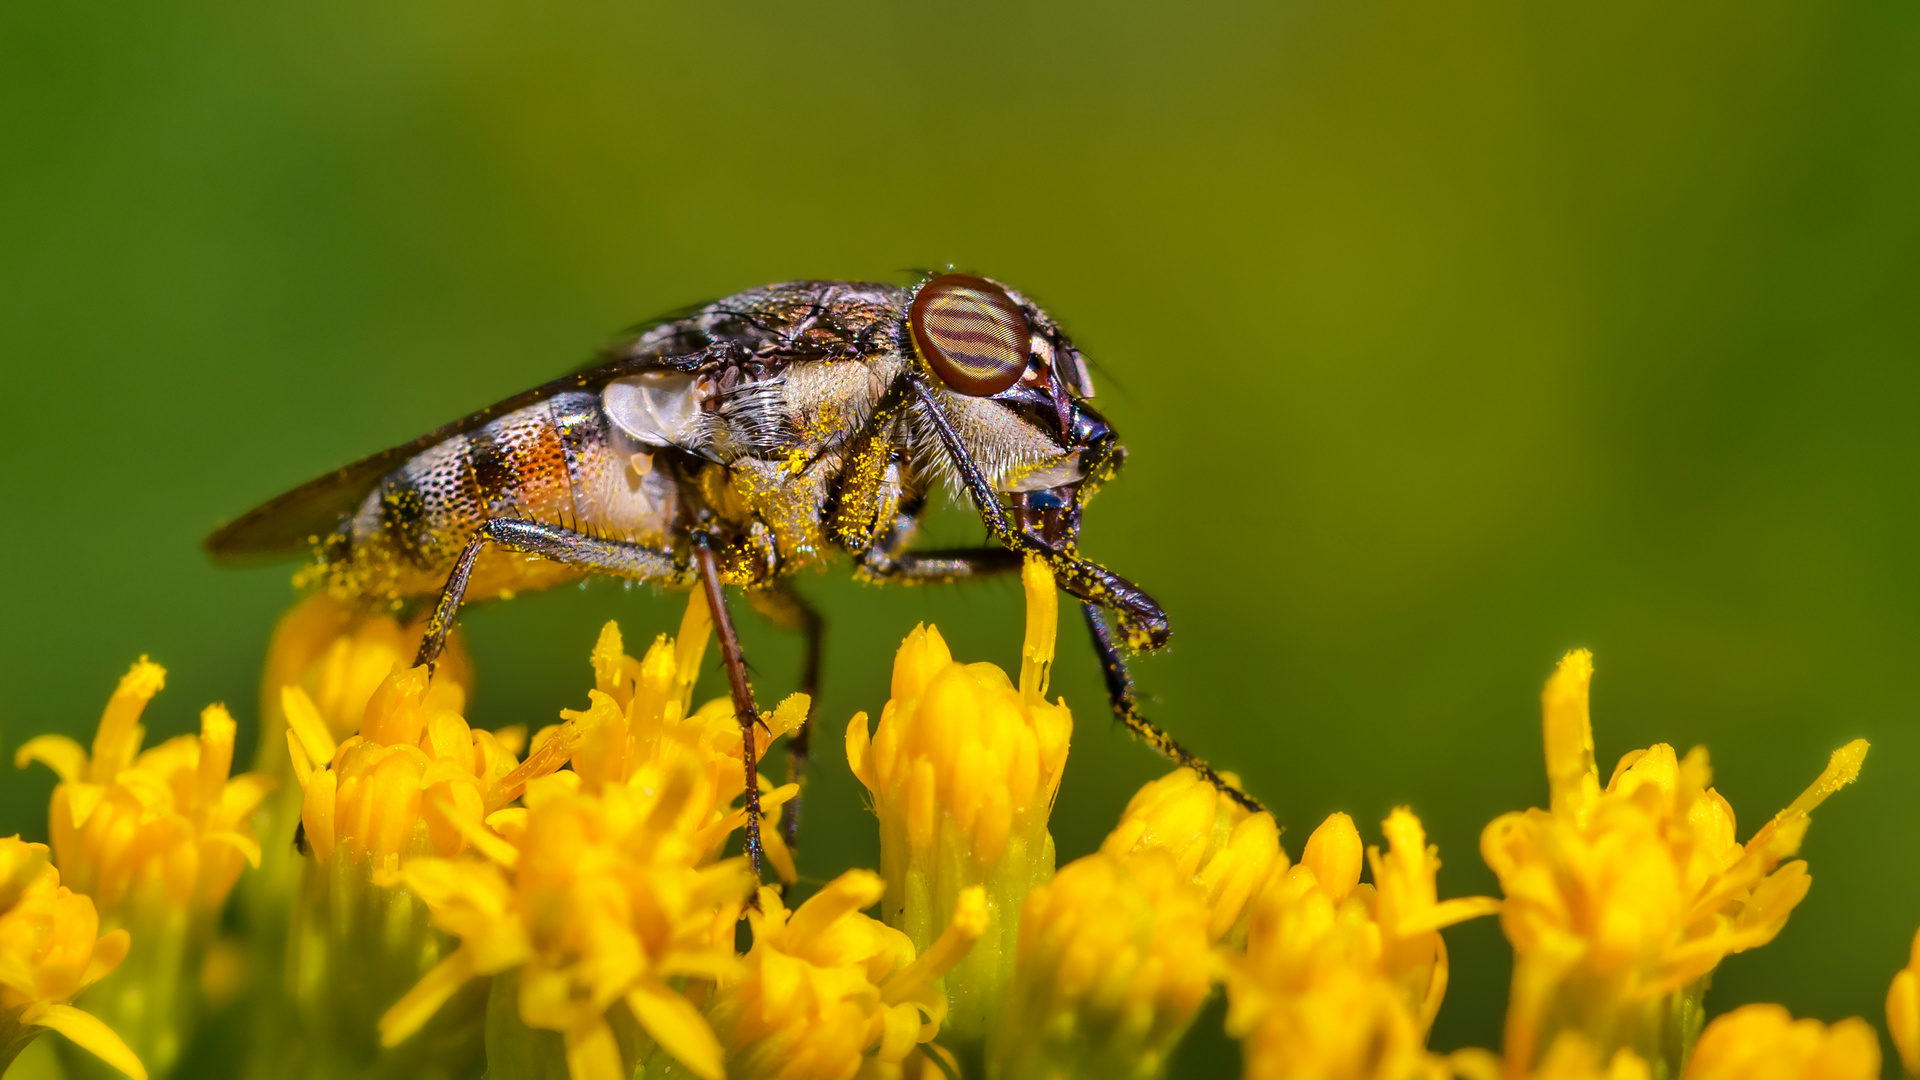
[909,273,1032,396]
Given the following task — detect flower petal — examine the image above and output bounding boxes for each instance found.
[627,981,725,1080]
[32,1003,147,1080]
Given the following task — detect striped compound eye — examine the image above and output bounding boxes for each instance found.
[909,273,1032,396]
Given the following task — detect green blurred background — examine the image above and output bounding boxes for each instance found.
[3,0,1917,1074]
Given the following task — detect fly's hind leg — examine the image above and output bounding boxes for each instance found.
[413,517,688,668]
[1081,602,1265,815]
[411,518,773,878]
[745,584,823,850]
[690,531,773,880]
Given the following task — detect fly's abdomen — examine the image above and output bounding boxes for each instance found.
[333,391,676,602]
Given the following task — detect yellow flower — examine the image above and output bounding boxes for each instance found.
[989,848,1212,1080]
[285,661,516,869]
[0,836,144,1080]
[369,589,809,1080]
[257,593,474,783]
[1483,651,1867,1079]
[14,660,272,1078]
[707,871,986,1080]
[1226,809,1496,1080]
[1100,767,1285,945]
[546,590,806,881]
[846,554,1073,1043]
[1890,925,1920,1077]
[380,764,757,1080]
[15,661,272,922]
[1680,1005,1878,1080]
[283,660,514,1079]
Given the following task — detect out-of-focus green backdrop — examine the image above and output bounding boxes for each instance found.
[3,0,1917,1074]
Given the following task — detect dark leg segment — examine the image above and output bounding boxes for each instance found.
[891,547,1024,581]
[745,585,823,849]
[1082,602,1266,815]
[414,516,686,669]
[692,532,768,880]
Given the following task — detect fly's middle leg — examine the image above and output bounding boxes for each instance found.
[413,517,687,669]
[691,531,771,880]
[746,584,822,851]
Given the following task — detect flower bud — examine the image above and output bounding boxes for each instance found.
[846,555,1073,1045]
[1100,768,1286,945]
[990,850,1212,1080]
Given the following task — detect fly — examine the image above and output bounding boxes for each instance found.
[207,273,1261,875]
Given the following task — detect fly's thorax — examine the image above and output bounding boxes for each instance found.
[779,353,907,455]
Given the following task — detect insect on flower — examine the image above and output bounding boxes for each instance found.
[206,273,1260,873]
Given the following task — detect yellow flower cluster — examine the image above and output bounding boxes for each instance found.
[1225,808,1499,1080]
[845,557,1074,1043]
[550,592,806,879]
[8,559,1902,1080]
[0,837,142,1079]
[16,661,272,923]
[709,871,985,1080]
[990,848,1212,1080]
[1099,767,1284,945]
[371,593,824,1080]
[1484,650,1867,1078]
[381,769,757,1080]
[258,593,475,776]
[14,659,272,1078]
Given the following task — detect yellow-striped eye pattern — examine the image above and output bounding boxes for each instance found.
[909,273,1032,396]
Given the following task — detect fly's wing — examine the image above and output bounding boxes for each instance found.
[204,351,705,563]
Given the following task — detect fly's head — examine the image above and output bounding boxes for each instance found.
[907,272,1165,649]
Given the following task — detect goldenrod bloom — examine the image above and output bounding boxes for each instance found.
[257,593,474,783]
[15,661,272,920]
[846,555,1073,1042]
[989,848,1212,1080]
[380,767,757,1080]
[14,660,272,1078]
[0,836,144,1080]
[1483,651,1867,1079]
[1226,809,1496,1080]
[283,660,512,1080]
[707,871,986,1080]
[1101,767,1284,945]
[548,591,806,881]
[357,588,798,1076]
[285,662,514,870]
[1681,1005,1877,1080]
[1888,926,1920,1077]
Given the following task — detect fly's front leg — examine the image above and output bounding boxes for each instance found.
[909,374,1168,647]
[745,584,822,850]
[691,531,769,880]
[414,517,687,669]
[1083,602,1264,815]
[908,375,1252,810]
